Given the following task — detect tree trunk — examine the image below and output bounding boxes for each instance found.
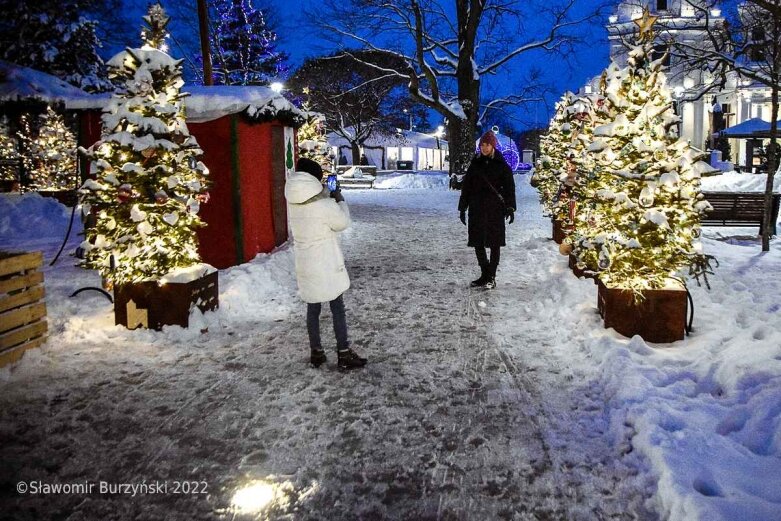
[448,115,477,176]
[350,142,361,165]
[761,83,778,251]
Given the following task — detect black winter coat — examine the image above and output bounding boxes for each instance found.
[458,153,516,248]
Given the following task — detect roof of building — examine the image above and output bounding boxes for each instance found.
[0,60,306,126]
[0,60,99,108]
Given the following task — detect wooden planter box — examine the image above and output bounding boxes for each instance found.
[0,251,47,367]
[114,270,219,330]
[597,280,687,343]
[552,218,566,244]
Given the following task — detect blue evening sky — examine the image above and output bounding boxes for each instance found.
[112,0,613,131]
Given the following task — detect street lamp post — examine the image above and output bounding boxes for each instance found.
[403,109,413,131]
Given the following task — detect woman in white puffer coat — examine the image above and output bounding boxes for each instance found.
[285,158,367,370]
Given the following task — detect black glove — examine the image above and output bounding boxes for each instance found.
[459,210,466,225]
[505,209,514,224]
[331,189,345,203]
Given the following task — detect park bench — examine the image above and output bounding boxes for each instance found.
[701,191,781,236]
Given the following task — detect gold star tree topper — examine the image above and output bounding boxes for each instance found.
[634,6,659,42]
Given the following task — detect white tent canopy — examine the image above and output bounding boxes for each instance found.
[327,128,448,170]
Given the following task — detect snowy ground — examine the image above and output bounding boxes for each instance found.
[1,174,780,521]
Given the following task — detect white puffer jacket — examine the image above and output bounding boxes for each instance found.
[285,171,351,303]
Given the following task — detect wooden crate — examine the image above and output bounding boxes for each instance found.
[114,270,219,331]
[597,281,687,343]
[0,251,47,367]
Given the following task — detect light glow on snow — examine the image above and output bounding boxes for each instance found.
[231,481,276,513]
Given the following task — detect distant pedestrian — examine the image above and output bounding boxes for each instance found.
[458,131,516,289]
[285,158,367,370]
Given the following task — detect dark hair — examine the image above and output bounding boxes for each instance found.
[297,157,323,180]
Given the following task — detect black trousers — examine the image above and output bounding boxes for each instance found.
[475,246,500,277]
[306,294,348,350]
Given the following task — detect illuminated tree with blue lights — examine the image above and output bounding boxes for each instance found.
[210,0,287,86]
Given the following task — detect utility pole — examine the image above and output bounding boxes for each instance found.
[197,0,213,85]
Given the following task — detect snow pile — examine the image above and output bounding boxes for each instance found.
[0,192,79,240]
[700,171,781,192]
[374,171,449,190]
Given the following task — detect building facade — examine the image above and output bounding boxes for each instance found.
[583,0,772,171]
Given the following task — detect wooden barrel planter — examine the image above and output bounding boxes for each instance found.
[597,279,687,343]
[552,218,566,244]
[0,251,47,367]
[114,270,219,330]
[568,254,595,280]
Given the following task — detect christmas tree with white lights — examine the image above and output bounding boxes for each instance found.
[79,3,210,286]
[535,92,580,215]
[17,107,78,191]
[297,88,332,169]
[0,116,20,184]
[572,8,712,294]
[565,69,619,269]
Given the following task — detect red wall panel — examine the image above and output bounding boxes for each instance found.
[190,117,238,269]
[237,121,277,262]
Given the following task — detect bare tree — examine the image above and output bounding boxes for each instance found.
[288,51,428,164]
[310,0,604,176]
[671,0,781,251]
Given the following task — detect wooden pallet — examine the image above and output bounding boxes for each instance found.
[0,251,48,367]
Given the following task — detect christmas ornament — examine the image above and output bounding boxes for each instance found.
[118,184,133,203]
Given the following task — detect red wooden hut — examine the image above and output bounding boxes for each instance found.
[182,86,304,269]
[71,85,305,269]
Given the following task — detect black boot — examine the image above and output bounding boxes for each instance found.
[310,348,327,368]
[337,348,367,370]
[484,265,497,289]
[470,265,489,287]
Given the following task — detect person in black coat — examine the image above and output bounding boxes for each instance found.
[458,130,516,288]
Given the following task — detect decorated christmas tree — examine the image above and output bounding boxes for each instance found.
[0,116,20,184]
[16,107,78,191]
[79,3,210,287]
[572,8,713,294]
[296,88,333,169]
[535,92,579,213]
[565,69,619,268]
[210,0,288,85]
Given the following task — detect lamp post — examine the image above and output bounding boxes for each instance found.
[403,109,413,131]
[433,125,445,169]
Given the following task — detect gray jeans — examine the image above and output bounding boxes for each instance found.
[307,294,348,350]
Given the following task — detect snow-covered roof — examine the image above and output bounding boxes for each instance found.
[183,85,305,124]
[328,129,448,149]
[0,60,104,109]
[67,84,307,125]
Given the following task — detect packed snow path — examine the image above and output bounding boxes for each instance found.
[2,179,657,520]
